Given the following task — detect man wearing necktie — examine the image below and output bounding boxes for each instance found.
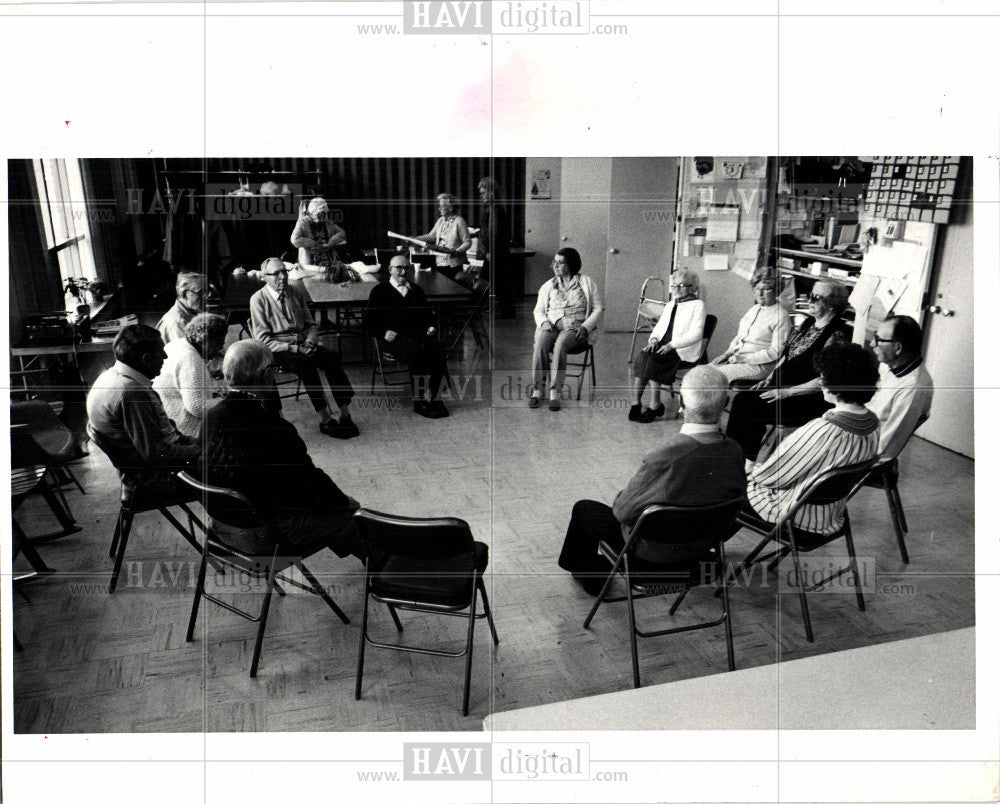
[250,257,359,439]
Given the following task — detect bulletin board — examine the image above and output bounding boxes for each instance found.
[848,218,937,344]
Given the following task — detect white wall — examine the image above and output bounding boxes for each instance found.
[523,158,562,295]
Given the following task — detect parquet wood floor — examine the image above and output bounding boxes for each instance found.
[10,305,975,732]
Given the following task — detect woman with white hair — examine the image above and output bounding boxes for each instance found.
[198,340,364,559]
[153,312,228,437]
[291,197,359,281]
[414,192,472,281]
[712,274,792,384]
[629,269,706,423]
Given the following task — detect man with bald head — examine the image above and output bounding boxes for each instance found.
[558,366,747,594]
[364,254,449,418]
[157,271,209,344]
[250,257,359,438]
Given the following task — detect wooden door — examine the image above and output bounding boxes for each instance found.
[558,158,611,301]
[604,158,679,331]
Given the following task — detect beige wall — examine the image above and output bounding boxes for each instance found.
[524,158,563,294]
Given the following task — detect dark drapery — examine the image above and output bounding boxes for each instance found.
[8,159,63,341]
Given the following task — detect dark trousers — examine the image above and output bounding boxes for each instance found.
[271,345,354,412]
[488,255,515,316]
[382,334,447,401]
[725,389,831,460]
[557,500,623,579]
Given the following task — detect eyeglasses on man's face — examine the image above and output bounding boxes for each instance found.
[809,293,831,303]
[872,334,897,346]
[264,269,288,277]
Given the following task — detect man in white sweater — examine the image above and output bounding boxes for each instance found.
[866,314,934,460]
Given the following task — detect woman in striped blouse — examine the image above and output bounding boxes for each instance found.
[746,344,880,536]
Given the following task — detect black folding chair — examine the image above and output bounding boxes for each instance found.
[352,508,499,716]
[850,411,930,564]
[732,459,877,642]
[177,472,351,678]
[667,314,717,417]
[11,426,81,547]
[583,499,744,689]
[564,343,597,401]
[88,430,205,594]
[369,337,413,406]
[11,400,86,496]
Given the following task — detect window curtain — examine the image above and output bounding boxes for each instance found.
[8,159,63,341]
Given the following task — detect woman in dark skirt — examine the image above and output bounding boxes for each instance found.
[725,280,852,460]
[630,269,707,422]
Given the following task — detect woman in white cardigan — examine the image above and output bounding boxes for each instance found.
[153,312,227,437]
[630,269,706,422]
[529,247,604,411]
[712,274,792,384]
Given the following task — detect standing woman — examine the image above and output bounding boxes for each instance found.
[477,177,514,318]
[712,275,792,384]
[629,269,706,423]
[415,192,472,282]
[529,248,604,411]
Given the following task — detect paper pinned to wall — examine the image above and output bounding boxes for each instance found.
[706,207,740,241]
[875,278,908,315]
[703,254,730,271]
[732,258,755,280]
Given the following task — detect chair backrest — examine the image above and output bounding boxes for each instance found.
[409,251,437,271]
[353,508,475,561]
[177,471,271,550]
[788,459,878,518]
[626,498,745,564]
[697,314,718,363]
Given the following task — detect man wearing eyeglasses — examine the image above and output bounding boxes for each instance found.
[157,271,208,345]
[867,314,933,460]
[250,257,359,439]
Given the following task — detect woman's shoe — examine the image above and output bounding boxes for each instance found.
[528,396,541,409]
[628,404,643,422]
[639,405,665,423]
[548,397,561,411]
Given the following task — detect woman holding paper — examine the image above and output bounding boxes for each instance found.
[413,193,472,281]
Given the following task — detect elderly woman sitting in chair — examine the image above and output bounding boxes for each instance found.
[629,269,706,423]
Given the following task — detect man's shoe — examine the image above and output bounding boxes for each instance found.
[548,397,561,411]
[426,400,450,418]
[320,420,354,439]
[413,400,429,416]
[639,405,665,423]
[628,403,642,422]
[338,415,360,438]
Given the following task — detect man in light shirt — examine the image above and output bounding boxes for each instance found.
[867,314,933,460]
[156,271,208,344]
[250,257,359,439]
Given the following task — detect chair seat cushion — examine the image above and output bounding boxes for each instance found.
[371,542,488,607]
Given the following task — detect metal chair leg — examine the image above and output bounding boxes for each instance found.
[249,553,280,678]
[298,562,350,624]
[891,483,909,533]
[885,485,910,563]
[355,582,371,700]
[108,509,135,594]
[623,554,641,689]
[668,587,689,616]
[186,548,209,642]
[844,523,866,612]
[788,543,814,642]
[719,545,736,671]
[461,583,478,717]
[109,508,123,559]
[387,604,404,632]
[477,578,500,645]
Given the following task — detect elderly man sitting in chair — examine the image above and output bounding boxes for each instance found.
[200,340,365,560]
[364,254,450,419]
[557,365,747,594]
[250,257,359,439]
[86,324,201,502]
